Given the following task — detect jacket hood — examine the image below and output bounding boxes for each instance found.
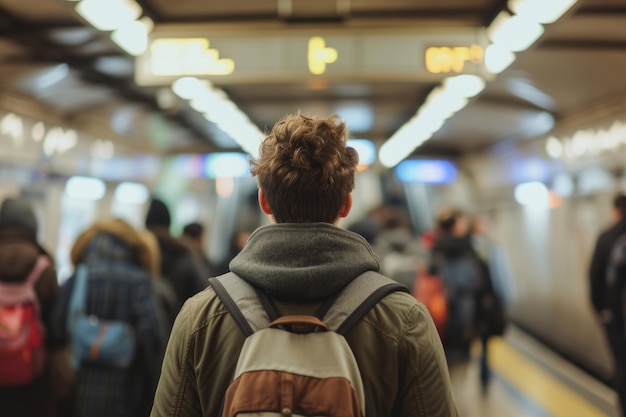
[0,233,41,281]
[71,219,151,271]
[229,223,381,302]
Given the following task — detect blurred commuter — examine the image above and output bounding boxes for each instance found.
[469,215,509,394]
[145,198,208,312]
[139,229,179,338]
[212,227,252,276]
[431,210,481,362]
[372,206,424,291]
[181,221,215,278]
[51,219,165,417]
[0,198,63,417]
[151,113,458,417]
[346,216,380,245]
[589,194,626,416]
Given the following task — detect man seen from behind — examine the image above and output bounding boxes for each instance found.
[151,113,458,417]
[589,194,626,416]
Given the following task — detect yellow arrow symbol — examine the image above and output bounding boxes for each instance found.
[308,36,337,75]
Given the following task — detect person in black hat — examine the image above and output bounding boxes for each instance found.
[145,198,207,317]
[0,198,63,417]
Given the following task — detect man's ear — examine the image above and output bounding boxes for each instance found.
[338,193,353,218]
[258,189,272,215]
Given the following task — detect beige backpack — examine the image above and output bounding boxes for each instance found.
[209,271,407,417]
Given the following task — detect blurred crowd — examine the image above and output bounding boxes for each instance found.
[0,194,510,417]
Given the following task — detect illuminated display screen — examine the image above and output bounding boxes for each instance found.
[204,152,251,178]
[425,45,484,74]
[395,159,458,184]
[176,153,251,179]
[136,28,486,86]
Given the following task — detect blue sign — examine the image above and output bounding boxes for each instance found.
[395,159,458,184]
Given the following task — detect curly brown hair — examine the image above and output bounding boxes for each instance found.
[250,113,359,223]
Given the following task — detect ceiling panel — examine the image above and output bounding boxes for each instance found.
[513,49,626,115]
[0,0,77,22]
[0,0,624,159]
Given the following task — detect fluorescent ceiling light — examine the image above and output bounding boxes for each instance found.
[423,88,468,119]
[111,18,153,56]
[509,0,578,24]
[172,77,208,100]
[443,75,485,98]
[76,0,141,31]
[378,120,430,168]
[484,44,516,74]
[172,78,262,158]
[488,12,544,52]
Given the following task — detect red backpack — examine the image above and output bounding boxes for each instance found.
[0,255,51,386]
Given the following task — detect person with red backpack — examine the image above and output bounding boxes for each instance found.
[0,197,61,417]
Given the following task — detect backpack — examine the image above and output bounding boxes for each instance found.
[412,269,447,339]
[0,255,50,386]
[66,265,137,369]
[433,254,481,348]
[208,271,408,417]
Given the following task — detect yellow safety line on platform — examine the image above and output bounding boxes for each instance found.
[489,338,609,417]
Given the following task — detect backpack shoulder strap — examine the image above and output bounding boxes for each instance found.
[0,255,50,311]
[208,273,268,336]
[25,255,51,286]
[66,264,89,332]
[209,271,408,336]
[322,271,408,334]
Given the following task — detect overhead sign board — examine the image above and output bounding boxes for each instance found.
[135,26,488,86]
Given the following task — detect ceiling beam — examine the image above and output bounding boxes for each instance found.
[155,8,484,24]
[539,39,626,51]
[0,3,215,147]
[134,0,164,23]
[575,5,626,16]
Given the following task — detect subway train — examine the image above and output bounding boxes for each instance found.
[0,0,625,415]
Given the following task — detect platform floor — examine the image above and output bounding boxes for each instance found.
[451,329,619,417]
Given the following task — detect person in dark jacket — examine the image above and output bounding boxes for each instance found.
[431,210,481,362]
[51,219,165,417]
[151,113,458,417]
[0,198,62,417]
[589,194,626,416]
[145,199,208,313]
[180,222,215,279]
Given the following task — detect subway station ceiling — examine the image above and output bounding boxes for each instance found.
[0,0,624,160]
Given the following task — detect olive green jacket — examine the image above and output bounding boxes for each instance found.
[151,223,458,417]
